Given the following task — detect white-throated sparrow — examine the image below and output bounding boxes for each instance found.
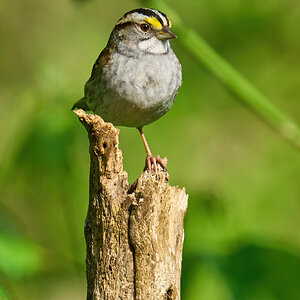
[73,8,182,172]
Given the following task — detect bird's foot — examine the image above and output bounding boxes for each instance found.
[145,155,167,173]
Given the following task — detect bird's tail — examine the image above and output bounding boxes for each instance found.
[72,97,89,111]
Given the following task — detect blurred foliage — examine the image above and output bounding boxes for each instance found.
[0,0,299,299]
[144,0,300,149]
[0,286,10,300]
[0,232,41,279]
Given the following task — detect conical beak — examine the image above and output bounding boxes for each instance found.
[156,27,177,40]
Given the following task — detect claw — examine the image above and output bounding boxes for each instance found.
[145,155,167,173]
[155,155,167,170]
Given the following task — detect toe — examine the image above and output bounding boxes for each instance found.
[150,156,158,173]
[146,155,152,171]
[156,155,167,171]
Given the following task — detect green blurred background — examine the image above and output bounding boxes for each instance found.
[1,0,299,299]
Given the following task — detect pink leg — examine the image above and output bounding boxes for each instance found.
[138,127,167,172]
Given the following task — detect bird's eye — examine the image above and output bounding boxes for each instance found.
[140,23,150,32]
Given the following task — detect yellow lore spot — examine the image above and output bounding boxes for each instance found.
[145,16,163,29]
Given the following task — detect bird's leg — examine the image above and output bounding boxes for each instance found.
[137,127,167,172]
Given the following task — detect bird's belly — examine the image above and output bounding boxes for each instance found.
[89,53,181,127]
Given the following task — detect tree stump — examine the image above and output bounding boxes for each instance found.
[74,109,188,300]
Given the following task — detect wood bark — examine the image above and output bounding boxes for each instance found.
[74,109,188,300]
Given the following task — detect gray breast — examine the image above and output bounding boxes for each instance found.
[86,49,182,128]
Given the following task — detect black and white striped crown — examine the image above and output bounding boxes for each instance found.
[117,8,172,29]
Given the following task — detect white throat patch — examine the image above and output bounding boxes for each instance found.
[138,37,169,54]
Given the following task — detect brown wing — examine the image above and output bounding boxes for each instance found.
[83,43,114,112]
[89,45,113,81]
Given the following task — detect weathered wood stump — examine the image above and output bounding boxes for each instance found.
[74,109,188,300]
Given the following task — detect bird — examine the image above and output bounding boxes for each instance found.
[73,8,182,172]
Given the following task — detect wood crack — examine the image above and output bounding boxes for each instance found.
[128,203,137,300]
